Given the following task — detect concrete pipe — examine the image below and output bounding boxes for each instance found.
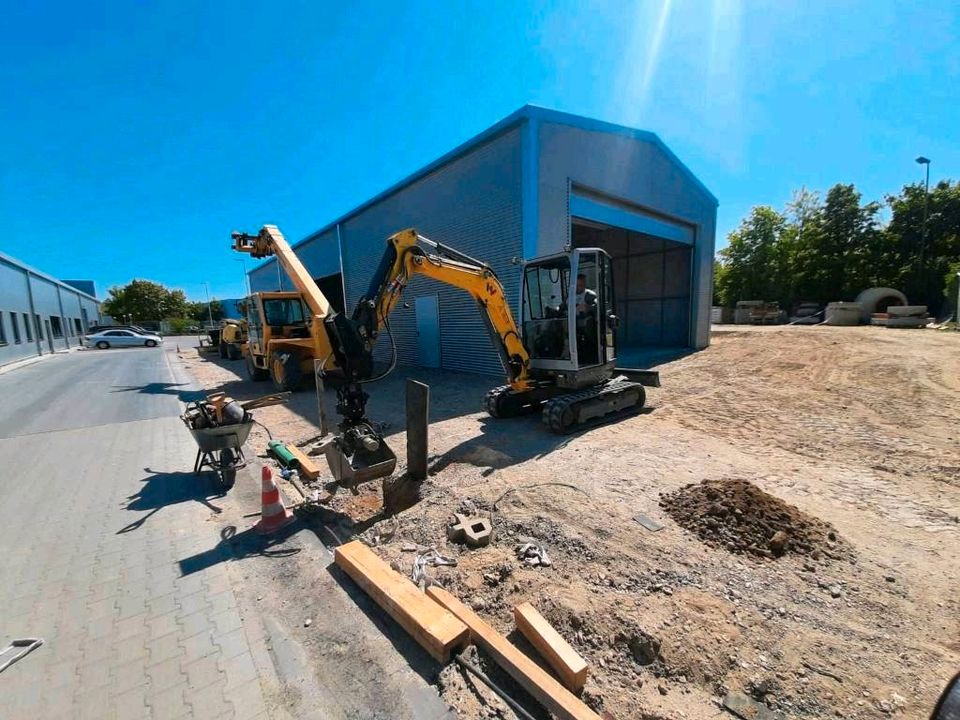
[824,302,863,326]
[854,287,907,322]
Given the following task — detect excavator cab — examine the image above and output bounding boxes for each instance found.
[521,248,617,387]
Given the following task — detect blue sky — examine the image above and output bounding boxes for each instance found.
[2,1,957,301]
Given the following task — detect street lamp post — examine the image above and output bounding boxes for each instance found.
[915,156,931,296]
[236,258,252,297]
[202,282,214,329]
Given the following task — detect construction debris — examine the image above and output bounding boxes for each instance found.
[516,541,552,567]
[412,548,458,588]
[334,540,469,663]
[723,690,784,720]
[514,602,589,692]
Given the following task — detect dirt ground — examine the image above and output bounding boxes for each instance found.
[177,325,959,720]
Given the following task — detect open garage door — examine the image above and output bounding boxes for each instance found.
[570,192,693,364]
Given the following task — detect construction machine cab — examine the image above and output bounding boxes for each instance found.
[521,248,616,388]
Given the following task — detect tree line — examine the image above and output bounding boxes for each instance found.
[101,279,225,330]
[714,180,960,314]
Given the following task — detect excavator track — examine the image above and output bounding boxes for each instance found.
[541,377,646,434]
[484,385,543,418]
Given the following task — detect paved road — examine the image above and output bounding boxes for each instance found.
[0,346,271,719]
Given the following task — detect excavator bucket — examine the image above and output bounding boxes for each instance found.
[318,434,397,487]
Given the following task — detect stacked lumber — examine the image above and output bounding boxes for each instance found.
[427,586,601,720]
[335,539,600,719]
[333,541,468,662]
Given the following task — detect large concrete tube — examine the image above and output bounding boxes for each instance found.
[855,287,907,322]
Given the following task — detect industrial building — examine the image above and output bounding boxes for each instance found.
[0,251,101,367]
[249,105,717,375]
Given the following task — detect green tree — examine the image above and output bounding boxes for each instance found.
[102,280,189,322]
[887,180,960,309]
[185,300,224,323]
[715,206,786,306]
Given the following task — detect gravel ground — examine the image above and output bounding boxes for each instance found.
[177,325,960,720]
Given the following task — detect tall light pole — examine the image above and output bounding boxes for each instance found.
[236,258,252,297]
[915,156,931,296]
[202,281,214,328]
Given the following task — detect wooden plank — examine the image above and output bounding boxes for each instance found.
[285,444,321,480]
[514,602,589,692]
[427,587,601,720]
[334,541,469,663]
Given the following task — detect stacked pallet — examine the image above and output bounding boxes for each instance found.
[885,305,930,328]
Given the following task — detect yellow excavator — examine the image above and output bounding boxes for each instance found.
[234,222,646,427]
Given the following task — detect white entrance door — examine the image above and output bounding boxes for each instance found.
[415,295,441,368]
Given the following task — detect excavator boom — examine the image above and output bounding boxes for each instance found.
[350,228,532,390]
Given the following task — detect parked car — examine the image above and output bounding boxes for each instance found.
[88,324,155,335]
[85,329,164,349]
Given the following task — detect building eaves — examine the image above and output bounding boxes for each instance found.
[251,104,717,275]
[0,251,101,302]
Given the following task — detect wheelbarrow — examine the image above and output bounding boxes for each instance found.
[182,404,253,490]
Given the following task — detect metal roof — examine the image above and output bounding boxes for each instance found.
[0,250,100,302]
[251,104,717,274]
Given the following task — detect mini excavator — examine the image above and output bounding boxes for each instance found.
[233,225,647,482]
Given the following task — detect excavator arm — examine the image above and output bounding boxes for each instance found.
[347,229,532,391]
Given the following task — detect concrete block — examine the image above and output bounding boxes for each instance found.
[447,513,493,548]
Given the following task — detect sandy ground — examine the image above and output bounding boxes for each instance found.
[176,325,960,720]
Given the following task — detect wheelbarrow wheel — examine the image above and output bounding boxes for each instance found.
[217,448,237,490]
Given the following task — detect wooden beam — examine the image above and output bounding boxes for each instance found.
[285,444,321,481]
[334,541,469,663]
[426,586,601,720]
[514,602,589,692]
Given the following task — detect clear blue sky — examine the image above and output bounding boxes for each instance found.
[2,1,957,302]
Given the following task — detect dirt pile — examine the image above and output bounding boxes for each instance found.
[660,479,849,560]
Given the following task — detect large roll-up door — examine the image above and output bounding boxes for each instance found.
[570,190,694,353]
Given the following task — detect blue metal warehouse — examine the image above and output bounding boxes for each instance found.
[0,252,101,367]
[249,105,717,375]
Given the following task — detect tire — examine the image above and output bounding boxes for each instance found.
[218,341,227,358]
[218,448,237,490]
[145,339,158,348]
[227,343,241,360]
[271,352,303,391]
[246,352,269,381]
[96,341,110,350]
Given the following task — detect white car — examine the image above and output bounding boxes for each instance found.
[85,329,163,349]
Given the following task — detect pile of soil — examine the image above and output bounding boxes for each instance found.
[659,479,848,559]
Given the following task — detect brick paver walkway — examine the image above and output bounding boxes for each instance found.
[0,351,272,719]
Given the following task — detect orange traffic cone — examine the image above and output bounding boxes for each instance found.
[254,466,295,534]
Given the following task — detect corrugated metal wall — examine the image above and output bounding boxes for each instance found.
[536,122,716,349]
[339,128,523,376]
[0,255,101,367]
[248,230,341,293]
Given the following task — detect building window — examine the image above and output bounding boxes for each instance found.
[50,316,63,339]
[35,314,43,340]
[23,313,32,342]
[10,312,21,344]
[0,313,6,345]
[75,318,82,335]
